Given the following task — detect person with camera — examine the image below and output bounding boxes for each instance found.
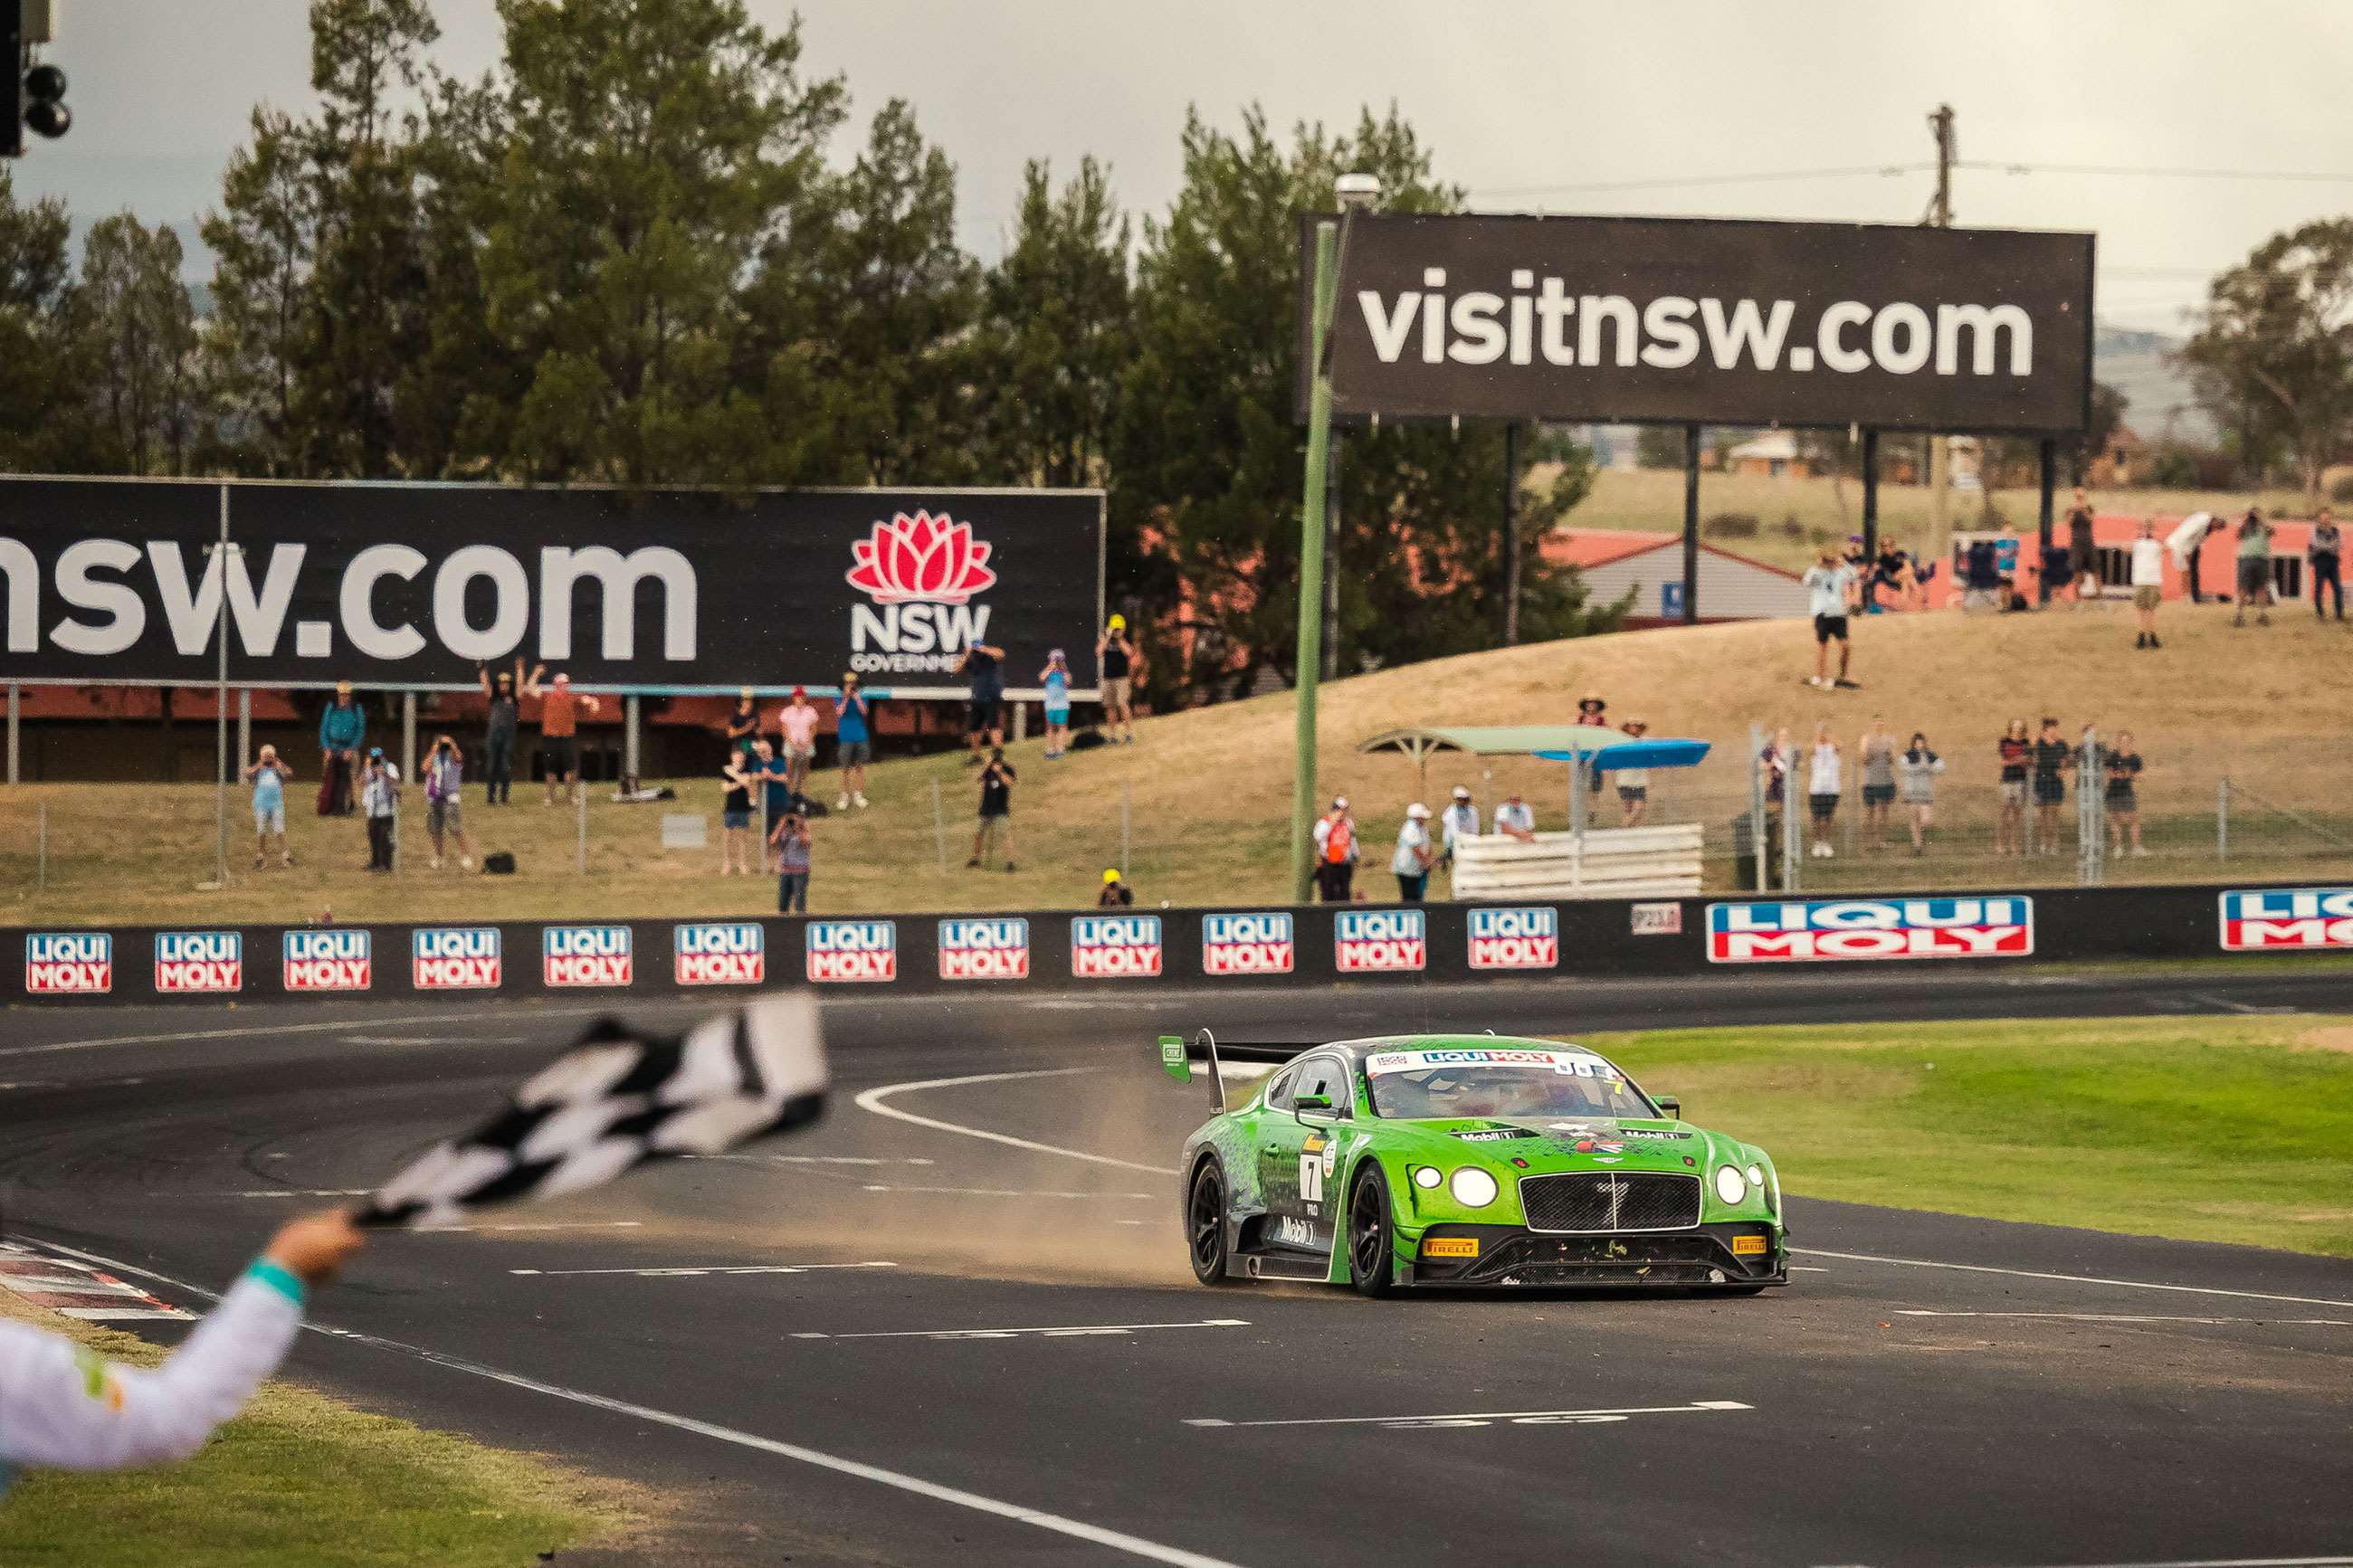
[769,810,813,913]
[968,748,1018,872]
[422,734,476,871]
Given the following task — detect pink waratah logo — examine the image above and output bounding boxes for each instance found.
[846,511,998,605]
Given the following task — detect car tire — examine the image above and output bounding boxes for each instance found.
[1347,1165,1397,1297]
[1187,1158,1232,1286]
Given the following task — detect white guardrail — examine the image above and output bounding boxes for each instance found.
[1451,824,1705,900]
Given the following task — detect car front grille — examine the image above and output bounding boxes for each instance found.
[1518,1172,1701,1233]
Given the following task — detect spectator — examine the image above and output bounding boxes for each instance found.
[769,811,812,913]
[1894,731,1945,857]
[421,735,477,871]
[1857,717,1896,851]
[2310,508,2344,622]
[1805,720,1842,859]
[2129,518,2167,650]
[750,738,792,861]
[477,659,521,805]
[2064,486,2100,603]
[1439,784,1479,870]
[317,681,365,816]
[2003,575,2034,613]
[1841,533,1870,584]
[359,747,399,872]
[1391,803,1434,903]
[1872,541,1923,613]
[1962,537,2004,613]
[2105,730,2147,858]
[1996,718,2032,856]
[2031,717,2072,855]
[526,665,601,805]
[967,747,1017,871]
[1096,615,1138,746]
[1310,795,1358,902]
[776,685,820,799]
[1760,727,1792,815]
[2167,510,2217,604]
[1492,789,1536,843]
[834,672,872,812]
[719,748,757,876]
[1098,867,1135,907]
[724,686,760,760]
[1615,719,1652,828]
[243,744,294,870]
[1575,693,1607,727]
[2232,509,2274,628]
[1040,650,1072,760]
[1802,549,1859,689]
[956,640,1009,762]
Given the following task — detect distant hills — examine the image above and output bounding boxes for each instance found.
[2093,323,2213,445]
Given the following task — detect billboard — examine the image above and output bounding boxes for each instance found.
[2218,888,2353,952]
[0,480,1104,690]
[1297,214,2093,434]
[1707,898,2034,963]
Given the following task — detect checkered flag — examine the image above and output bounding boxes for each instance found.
[358,993,828,1230]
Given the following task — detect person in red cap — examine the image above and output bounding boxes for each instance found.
[776,685,821,803]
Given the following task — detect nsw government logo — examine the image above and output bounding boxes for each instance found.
[2219,888,2353,951]
[1469,907,1558,971]
[938,917,1030,981]
[25,932,112,995]
[1203,913,1293,976]
[1071,914,1161,979]
[543,925,633,988]
[806,920,896,984]
[413,927,501,991]
[674,922,765,985]
[155,931,243,994]
[1335,909,1425,974]
[283,929,371,993]
[845,510,998,678]
[1707,898,2034,963]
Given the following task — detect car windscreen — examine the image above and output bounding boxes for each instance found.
[1363,1048,1655,1121]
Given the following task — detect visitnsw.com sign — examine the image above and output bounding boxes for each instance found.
[1297,213,2094,434]
[0,480,1103,690]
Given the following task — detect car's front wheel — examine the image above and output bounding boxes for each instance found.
[1347,1165,1397,1297]
[1188,1158,1231,1286]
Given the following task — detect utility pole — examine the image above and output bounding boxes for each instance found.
[1925,104,1956,558]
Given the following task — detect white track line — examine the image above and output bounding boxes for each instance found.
[511,1262,900,1278]
[853,1069,1180,1175]
[29,1238,1245,1568]
[1796,1249,2353,1311]
[793,1318,1250,1342]
[856,1185,1155,1200]
[1895,1310,2349,1327]
[1186,1400,1751,1430]
[0,1003,624,1060]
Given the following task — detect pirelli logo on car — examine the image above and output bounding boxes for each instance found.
[1335,908,1425,973]
[1469,906,1558,971]
[1071,913,1162,980]
[938,917,1030,981]
[2218,888,2353,952]
[1707,898,2034,963]
[1203,913,1293,976]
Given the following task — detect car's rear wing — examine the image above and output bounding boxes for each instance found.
[1157,1030,1310,1111]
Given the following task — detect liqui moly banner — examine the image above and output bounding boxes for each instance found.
[1071,914,1162,980]
[1707,898,2034,963]
[543,925,633,987]
[26,932,111,994]
[1336,909,1426,974]
[938,917,1030,981]
[413,927,501,990]
[155,931,243,994]
[806,920,896,984]
[1469,907,1559,971]
[283,928,371,993]
[1203,913,1294,976]
[674,922,765,985]
[2219,889,2353,952]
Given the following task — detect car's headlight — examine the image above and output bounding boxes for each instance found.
[1746,1163,1765,1188]
[1450,1167,1499,1208]
[1412,1165,1443,1190]
[1714,1164,1747,1205]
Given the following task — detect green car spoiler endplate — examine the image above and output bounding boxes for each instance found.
[1157,1031,1311,1111]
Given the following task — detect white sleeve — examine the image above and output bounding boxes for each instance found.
[0,1266,303,1474]
[1311,818,1330,851]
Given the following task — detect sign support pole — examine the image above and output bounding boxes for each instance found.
[1290,218,1338,902]
[5,682,17,785]
[2037,438,2057,604]
[236,688,250,774]
[624,694,641,783]
[1861,429,1880,567]
[1501,421,1521,645]
[213,487,230,889]
[1681,424,1701,624]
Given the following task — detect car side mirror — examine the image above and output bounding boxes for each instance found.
[1655,1094,1681,1120]
[1293,1090,1335,1122]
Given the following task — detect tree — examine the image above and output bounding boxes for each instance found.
[2183,220,2353,510]
[74,214,205,475]
[202,109,319,475]
[0,166,92,472]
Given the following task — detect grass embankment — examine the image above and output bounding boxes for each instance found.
[1582,1014,2353,1259]
[3,607,2346,925]
[0,1295,630,1567]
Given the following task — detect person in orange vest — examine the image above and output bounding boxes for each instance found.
[1310,796,1358,903]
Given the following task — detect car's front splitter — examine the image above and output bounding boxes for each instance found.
[1403,1221,1786,1288]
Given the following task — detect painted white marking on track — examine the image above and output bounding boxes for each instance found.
[855,1069,1180,1175]
[856,1184,1155,1200]
[1185,1399,1750,1430]
[793,1318,1250,1342]
[510,1261,899,1278]
[416,1221,644,1233]
[61,1307,192,1321]
[0,1002,627,1060]
[1894,1310,2350,1327]
[1796,1248,2353,1310]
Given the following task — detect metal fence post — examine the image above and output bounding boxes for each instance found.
[1748,723,1767,892]
[2217,775,2230,860]
[623,694,641,784]
[236,688,251,774]
[929,779,948,872]
[2077,727,2101,886]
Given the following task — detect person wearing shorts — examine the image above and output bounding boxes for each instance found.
[719,750,756,875]
[243,744,294,869]
[1040,650,1072,759]
[2064,487,2099,602]
[956,641,1007,763]
[776,685,820,798]
[1894,732,1945,857]
[1801,550,1858,689]
[1805,721,1842,858]
[526,665,600,804]
[2232,509,2273,627]
[1858,717,1897,850]
[1097,615,1138,744]
[1996,719,2031,855]
[2129,518,2167,649]
[421,735,476,871]
[968,747,1017,871]
[834,673,872,811]
[2104,732,2146,857]
[2031,717,2072,854]
[1615,718,1651,827]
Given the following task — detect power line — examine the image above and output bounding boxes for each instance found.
[1960,159,2353,184]
[1471,162,1929,199]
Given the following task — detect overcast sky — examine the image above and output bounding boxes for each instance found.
[16,0,2353,334]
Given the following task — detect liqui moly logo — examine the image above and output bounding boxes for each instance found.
[674,922,765,985]
[1336,909,1426,974]
[1071,914,1162,980]
[2219,889,2353,952]
[1470,907,1559,971]
[938,917,1030,981]
[807,920,897,984]
[25,932,112,994]
[1707,898,2034,963]
[1203,913,1294,976]
[155,931,243,994]
[283,929,371,993]
[543,925,634,988]
[413,927,502,990]
[845,510,997,677]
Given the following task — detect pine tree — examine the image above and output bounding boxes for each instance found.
[0,166,91,472]
[74,214,205,475]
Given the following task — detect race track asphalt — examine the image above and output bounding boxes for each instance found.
[4,963,2350,1568]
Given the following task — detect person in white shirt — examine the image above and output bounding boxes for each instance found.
[0,1211,363,1494]
[1805,721,1843,858]
[1801,550,1860,689]
[1438,785,1480,869]
[2129,518,2168,650]
[2165,511,2215,604]
[1492,792,1536,842]
[1390,803,1434,903]
[1615,720,1653,827]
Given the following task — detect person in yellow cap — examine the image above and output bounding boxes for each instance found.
[1095,614,1138,746]
[1097,866,1134,908]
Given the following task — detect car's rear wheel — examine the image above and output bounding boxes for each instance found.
[1347,1165,1397,1297]
[1188,1159,1231,1285]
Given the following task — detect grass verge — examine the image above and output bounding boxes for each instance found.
[1579,1013,2353,1259]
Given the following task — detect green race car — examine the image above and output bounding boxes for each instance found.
[1160,1031,1786,1295]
